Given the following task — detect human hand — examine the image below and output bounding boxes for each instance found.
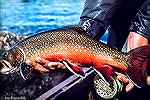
[25,57,66,72]
[115,56,150,92]
[115,72,135,92]
[126,32,150,87]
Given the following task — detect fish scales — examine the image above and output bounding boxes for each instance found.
[14,29,128,70]
[1,26,150,88]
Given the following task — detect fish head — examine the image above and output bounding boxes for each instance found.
[0,48,25,74]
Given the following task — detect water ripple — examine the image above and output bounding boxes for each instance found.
[1,1,84,35]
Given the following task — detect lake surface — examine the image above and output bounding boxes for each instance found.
[0,0,107,42]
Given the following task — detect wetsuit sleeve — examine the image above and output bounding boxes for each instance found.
[130,0,150,41]
[78,0,123,40]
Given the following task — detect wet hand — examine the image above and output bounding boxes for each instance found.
[25,57,66,72]
[115,57,150,92]
[115,72,135,92]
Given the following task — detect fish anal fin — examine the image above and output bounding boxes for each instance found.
[93,65,114,83]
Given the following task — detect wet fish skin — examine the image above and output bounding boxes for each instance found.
[16,28,129,69]
[0,26,150,88]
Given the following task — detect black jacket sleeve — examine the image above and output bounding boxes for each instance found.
[78,0,123,40]
[130,0,150,41]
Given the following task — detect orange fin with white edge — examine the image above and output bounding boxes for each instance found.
[60,60,85,77]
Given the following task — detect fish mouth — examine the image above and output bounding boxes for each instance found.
[0,59,13,74]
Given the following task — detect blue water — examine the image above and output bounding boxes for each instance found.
[1,0,108,42]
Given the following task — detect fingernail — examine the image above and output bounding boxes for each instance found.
[35,57,41,61]
[126,86,131,92]
[47,62,51,67]
[125,85,130,92]
[126,84,133,92]
[50,67,55,69]
[126,88,129,92]
[58,65,65,69]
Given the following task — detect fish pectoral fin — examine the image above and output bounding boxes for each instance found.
[20,62,32,80]
[60,60,85,77]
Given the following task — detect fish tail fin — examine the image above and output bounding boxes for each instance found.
[126,44,150,88]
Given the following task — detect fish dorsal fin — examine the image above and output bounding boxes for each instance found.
[63,26,86,34]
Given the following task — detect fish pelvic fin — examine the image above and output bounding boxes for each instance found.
[126,44,150,88]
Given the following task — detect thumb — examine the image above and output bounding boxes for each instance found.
[125,81,134,92]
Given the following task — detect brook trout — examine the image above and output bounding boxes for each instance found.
[0,26,150,88]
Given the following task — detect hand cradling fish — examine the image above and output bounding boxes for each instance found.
[0,31,67,99]
[0,26,150,89]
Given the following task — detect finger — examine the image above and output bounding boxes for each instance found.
[35,57,66,69]
[146,76,150,85]
[115,72,127,78]
[116,73,129,83]
[115,72,135,92]
[26,59,49,72]
[26,59,33,66]
[34,63,50,72]
[125,81,134,92]
[35,57,57,69]
[47,62,66,69]
[47,62,59,69]
[117,74,129,83]
[35,57,49,65]
[57,63,66,69]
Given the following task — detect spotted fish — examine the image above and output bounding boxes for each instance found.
[0,26,150,88]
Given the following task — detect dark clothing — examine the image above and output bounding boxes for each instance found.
[79,0,149,50]
[78,0,150,99]
[130,0,150,40]
[79,0,125,40]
